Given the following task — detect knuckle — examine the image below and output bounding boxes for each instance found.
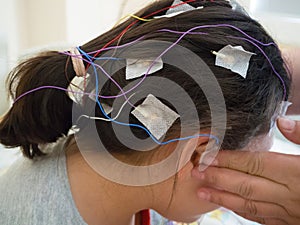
[244,199,258,216]
[225,152,240,169]
[237,181,253,199]
[246,152,264,176]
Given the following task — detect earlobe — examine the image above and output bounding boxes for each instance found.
[190,141,208,168]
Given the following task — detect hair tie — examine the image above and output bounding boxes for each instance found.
[70,47,86,77]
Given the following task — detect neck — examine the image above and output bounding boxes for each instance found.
[66,148,155,225]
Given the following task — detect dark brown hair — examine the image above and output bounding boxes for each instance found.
[0,0,291,159]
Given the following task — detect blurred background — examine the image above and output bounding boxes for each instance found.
[0,0,300,171]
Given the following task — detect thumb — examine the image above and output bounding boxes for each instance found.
[277,118,300,145]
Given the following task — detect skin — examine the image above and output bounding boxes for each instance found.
[65,132,274,225]
[193,118,300,225]
[65,136,218,225]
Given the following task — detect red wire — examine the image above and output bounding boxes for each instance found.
[86,0,196,69]
[141,210,151,225]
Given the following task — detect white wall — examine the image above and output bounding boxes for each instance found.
[17,0,67,52]
[0,34,9,115]
[120,0,153,17]
[0,0,19,61]
[0,0,68,115]
[249,0,300,46]
[0,0,19,115]
[66,0,123,45]
[238,0,251,9]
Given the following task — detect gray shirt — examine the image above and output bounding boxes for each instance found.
[0,139,88,225]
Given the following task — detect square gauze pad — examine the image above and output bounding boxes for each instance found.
[131,94,180,140]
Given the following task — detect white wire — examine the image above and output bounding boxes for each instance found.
[76,93,136,123]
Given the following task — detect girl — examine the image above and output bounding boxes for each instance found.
[0,0,291,224]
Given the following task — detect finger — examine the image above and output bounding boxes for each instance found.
[211,151,300,183]
[197,188,288,219]
[236,213,288,225]
[277,118,300,145]
[192,167,289,204]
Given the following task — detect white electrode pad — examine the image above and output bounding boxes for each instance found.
[126,58,163,80]
[167,0,195,14]
[270,101,292,130]
[213,45,256,79]
[279,101,293,117]
[131,94,180,140]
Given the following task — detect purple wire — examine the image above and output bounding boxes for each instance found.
[158,25,286,99]
[83,35,146,56]
[59,51,136,107]
[76,24,276,57]
[162,31,209,35]
[227,35,287,100]
[14,86,76,103]
[13,84,132,104]
[14,52,135,106]
[14,23,286,103]
[158,24,277,47]
[67,24,276,58]
[95,24,282,99]
[78,24,276,57]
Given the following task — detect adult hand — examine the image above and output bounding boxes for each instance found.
[277,118,300,145]
[193,118,300,225]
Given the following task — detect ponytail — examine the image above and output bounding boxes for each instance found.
[0,51,76,158]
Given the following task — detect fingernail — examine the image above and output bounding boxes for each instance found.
[198,191,210,201]
[279,118,296,132]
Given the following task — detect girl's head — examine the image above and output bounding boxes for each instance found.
[0,0,291,222]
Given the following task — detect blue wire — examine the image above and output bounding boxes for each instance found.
[92,56,122,61]
[77,47,220,145]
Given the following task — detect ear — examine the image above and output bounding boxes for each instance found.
[175,136,210,180]
[191,137,211,167]
[177,135,210,170]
